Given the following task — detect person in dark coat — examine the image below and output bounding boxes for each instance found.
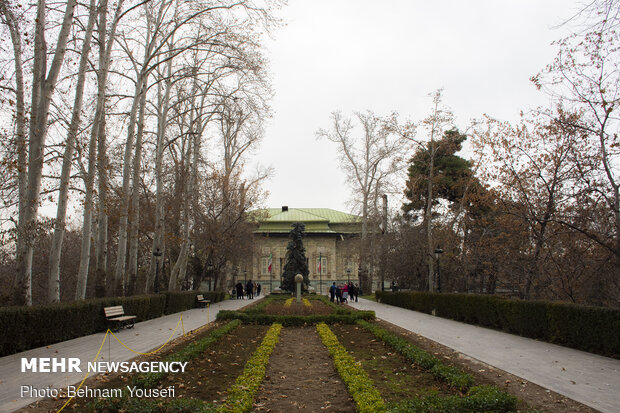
[235,282,244,299]
[246,279,254,299]
[329,282,337,302]
[257,283,262,296]
[335,284,343,304]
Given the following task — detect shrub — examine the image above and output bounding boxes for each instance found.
[216,310,375,326]
[0,294,166,357]
[163,291,226,314]
[218,323,283,412]
[375,291,620,357]
[387,386,517,413]
[316,323,386,413]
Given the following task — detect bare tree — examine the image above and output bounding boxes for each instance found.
[317,110,408,293]
[12,0,78,305]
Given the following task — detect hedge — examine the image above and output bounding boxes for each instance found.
[218,323,283,412]
[375,291,620,358]
[387,386,517,413]
[317,323,386,412]
[0,290,226,357]
[216,310,376,326]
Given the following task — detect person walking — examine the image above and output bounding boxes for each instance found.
[246,279,254,299]
[257,283,262,296]
[349,282,357,302]
[236,282,244,299]
[335,284,343,304]
[329,282,336,302]
[342,282,349,303]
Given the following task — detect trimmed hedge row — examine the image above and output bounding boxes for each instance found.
[216,310,376,326]
[133,319,242,388]
[218,323,283,412]
[0,291,225,357]
[387,386,517,413]
[317,323,386,413]
[376,291,620,358]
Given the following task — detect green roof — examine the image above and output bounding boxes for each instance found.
[253,208,361,234]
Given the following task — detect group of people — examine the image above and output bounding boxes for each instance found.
[329,281,359,304]
[234,280,261,299]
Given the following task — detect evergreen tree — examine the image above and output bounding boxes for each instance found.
[403,129,478,218]
[281,223,310,292]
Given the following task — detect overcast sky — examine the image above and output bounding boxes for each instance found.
[252,0,582,214]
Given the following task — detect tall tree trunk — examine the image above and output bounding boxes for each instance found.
[94,0,124,297]
[113,76,144,295]
[127,86,147,295]
[48,0,97,302]
[14,0,77,305]
[147,56,172,293]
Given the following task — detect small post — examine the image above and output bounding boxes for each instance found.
[295,274,303,303]
[153,248,162,293]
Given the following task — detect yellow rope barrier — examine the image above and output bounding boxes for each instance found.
[56,314,184,412]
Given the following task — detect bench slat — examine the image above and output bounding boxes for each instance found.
[108,315,136,322]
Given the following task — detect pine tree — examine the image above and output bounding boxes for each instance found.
[281,223,310,292]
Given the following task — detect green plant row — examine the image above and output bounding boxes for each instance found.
[387,386,517,413]
[216,310,375,325]
[316,322,386,413]
[90,394,216,413]
[133,319,242,388]
[375,291,620,358]
[0,290,226,357]
[356,320,473,391]
[218,323,283,412]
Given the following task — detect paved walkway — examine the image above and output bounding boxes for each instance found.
[348,298,620,413]
[0,296,262,412]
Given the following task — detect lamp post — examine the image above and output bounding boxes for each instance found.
[244,270,247,285]
[206,262,213,291]
[319,252,323,295]
[434,246,443,292]
[153,248,162,293]
[346,268,351,284]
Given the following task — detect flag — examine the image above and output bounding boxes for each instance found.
[267,253,272,273]
[318,258,321,274]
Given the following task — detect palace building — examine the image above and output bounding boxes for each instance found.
[244,206,362,294]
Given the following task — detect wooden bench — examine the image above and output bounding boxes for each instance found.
[104,306,136,331]
[197,294,211,307]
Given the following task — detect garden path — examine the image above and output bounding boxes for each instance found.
[254,326,355,412]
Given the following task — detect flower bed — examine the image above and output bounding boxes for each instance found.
[316,323,386,413]
[218,323,283,412]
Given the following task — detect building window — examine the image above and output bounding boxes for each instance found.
[316,256,328,276]
[261,257,272,276]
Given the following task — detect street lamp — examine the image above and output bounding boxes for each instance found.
[319,252,323,295]
[153,248,162,293]
[206,261,213,291]
[244,270,247,284]
[434,246,444,292]
[346,268,351,284]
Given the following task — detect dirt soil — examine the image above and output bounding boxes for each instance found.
[374,319,600,413]
[333,324,453,402]
[254,327,355,412]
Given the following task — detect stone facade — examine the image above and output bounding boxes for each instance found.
[241,207,362,293]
